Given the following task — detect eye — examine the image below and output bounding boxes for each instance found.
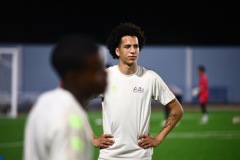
[134,44,139,48]
[124,45,131,49]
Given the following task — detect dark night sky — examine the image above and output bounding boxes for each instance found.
[0,2,239,46]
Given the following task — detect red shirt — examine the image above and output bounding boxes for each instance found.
[199,73,209,103]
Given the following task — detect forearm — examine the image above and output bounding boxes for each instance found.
[155,99,183,143]
[91,132,96,140]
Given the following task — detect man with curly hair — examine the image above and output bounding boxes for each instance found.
[91,22,184,160]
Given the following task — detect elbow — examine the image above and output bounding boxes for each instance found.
[179,105,184,118]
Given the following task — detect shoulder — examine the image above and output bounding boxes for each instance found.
[36,88,80,113]
[201,73,208,81]
[106,65,117,72]
[37,88,69,102]
[204,73,208,79]
[36,88,57,103]
[137,66,162,79]
[105,65,119,76]
[138,66,169,88]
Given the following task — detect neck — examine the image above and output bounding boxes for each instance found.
[118,62,138,75]
[63,84,89,108]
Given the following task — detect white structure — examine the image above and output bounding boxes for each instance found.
[0,47,21,118]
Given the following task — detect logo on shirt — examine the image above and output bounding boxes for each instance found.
[112,86,117,92]
[133,87,144,93]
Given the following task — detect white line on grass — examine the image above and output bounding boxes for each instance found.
[0,141,22,148]
[152,130,240,140]
[1,131,240,148]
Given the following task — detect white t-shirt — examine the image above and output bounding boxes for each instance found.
[24,88,93,160]
[99,65,175,160]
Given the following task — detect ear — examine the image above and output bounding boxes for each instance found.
[115,48,120,57]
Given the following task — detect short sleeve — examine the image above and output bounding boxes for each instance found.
[151,73,175,106]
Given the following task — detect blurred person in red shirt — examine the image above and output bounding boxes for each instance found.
[198,65,209,124]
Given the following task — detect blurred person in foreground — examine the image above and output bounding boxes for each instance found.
[23,34,107,160]
[90,22,184,160]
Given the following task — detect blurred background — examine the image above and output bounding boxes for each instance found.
[1,45,240,112]
[0,2,240,160]
[1,2,240,111]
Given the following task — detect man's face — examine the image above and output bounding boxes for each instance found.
[115,36,140,66]
[198,69,203,77]
[80,52,107,96]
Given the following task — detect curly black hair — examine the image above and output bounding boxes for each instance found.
[106,22,146,59]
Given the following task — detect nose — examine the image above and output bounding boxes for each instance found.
[130,46,136,53]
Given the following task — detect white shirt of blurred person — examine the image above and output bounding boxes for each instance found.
[23,35,107,160]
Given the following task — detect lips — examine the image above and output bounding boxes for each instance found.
[129,56,136,60]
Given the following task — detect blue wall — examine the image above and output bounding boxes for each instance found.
[104,45,240,103]
[192,47,240,103]
[1,44,240,103]
[22,45,59,92]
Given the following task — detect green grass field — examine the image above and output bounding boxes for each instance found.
[1,105,240,160]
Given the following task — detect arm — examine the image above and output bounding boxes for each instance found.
[87,96,115,149]
[138,98,183,149]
